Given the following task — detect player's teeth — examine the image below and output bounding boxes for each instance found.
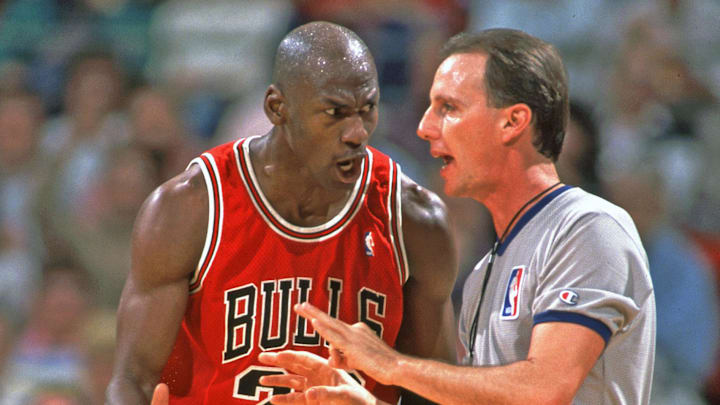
[339,161,353,171]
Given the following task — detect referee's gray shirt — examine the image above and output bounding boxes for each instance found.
[459,186,655,405]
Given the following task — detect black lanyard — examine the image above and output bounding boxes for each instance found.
[467,182,562,363]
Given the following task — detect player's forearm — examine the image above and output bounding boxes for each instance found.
[388,355,573,405]
[105,374,154,405]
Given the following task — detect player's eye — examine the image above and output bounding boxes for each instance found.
[440,103,454,114]
[325,107,339,116]
[359,103,375,113]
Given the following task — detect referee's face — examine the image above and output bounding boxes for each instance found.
[417,53,505,199]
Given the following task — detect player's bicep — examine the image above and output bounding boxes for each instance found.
[113,167,208,387]
[396,176,458,362]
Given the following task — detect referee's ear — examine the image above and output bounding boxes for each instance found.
[264,84,286,125]
[500,103,532,146]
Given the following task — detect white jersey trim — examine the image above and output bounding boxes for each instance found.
[188,153,224,294]
[387,163,410,285]
[235,136,372,243]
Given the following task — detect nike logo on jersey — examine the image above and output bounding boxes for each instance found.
[500,266,525,320]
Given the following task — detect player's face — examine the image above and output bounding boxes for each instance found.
[417,53,505,198]
[285,69,379,190]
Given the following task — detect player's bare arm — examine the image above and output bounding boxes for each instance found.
[296,302,604,405]
[106,165,208,405]
[395,175,458,404]
[397,175,458,361]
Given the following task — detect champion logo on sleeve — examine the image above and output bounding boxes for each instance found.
[559,289,579,305]
[500,266,525,320]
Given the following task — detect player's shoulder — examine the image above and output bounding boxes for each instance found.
[151,164,207,211]
[134,164,208,251]
[129,164,210,284]
[399,174,450,231]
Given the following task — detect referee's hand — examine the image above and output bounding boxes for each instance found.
[151,383,169,405]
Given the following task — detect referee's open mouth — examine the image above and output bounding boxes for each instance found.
[430,148,455,168]
[441,155,454,168]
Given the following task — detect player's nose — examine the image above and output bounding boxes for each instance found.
[341,116,369,149]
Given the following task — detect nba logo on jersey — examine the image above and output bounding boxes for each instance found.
[500,266,525,320]
[364,231,375,256]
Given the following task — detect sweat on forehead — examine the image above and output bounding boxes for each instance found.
[272,22,376,87]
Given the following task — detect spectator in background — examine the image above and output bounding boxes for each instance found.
[607,166,720,405]
[81,309,117,405]
[467,0,625,104]
[57,145,160,308]
[127,85,201,182]
[0,91,48,322]
[0,308,18,398]
[146,0,294,140]
[23,382,90,405]
[556,101,602,195]
[1,263,93,404]
[37,48,129,260]
[599,7,716,212]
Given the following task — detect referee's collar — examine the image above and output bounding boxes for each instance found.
[496,185,574,256]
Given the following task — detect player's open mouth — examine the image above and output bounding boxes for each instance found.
[335,155,363,183]
[441,155,454,168]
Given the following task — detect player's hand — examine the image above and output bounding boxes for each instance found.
[294,302,401,385]
[258,350,376,405]
[150,383,169,405]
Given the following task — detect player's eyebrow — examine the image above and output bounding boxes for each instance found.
[322,89,378,107]
[322,97,347,107]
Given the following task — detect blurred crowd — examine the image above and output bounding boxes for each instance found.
[0,0,718,404]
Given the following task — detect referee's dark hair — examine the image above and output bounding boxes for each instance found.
[441,29,569,162]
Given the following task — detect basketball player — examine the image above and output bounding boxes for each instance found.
[260,29,656,404]
[105,22,458,404]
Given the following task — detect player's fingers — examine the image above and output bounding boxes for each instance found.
[306,385,367,404]
[150,383,169,405]
[295,303,349,336]
[258,351,283,367]
[268,391,308,405]
[259,374,306,391]
[261,350,326,375]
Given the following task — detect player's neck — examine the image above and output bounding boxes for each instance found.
[484,163,561,241]
[249,132,352,226]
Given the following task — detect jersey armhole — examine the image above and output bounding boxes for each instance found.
[188,153,224,294]
[387,162,410,285]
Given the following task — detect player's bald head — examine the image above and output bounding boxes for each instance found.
[272,22,377,92]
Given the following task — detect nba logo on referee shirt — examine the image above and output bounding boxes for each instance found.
[500,266,525,320]
[364,232,374,256]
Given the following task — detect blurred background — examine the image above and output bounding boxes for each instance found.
[0,0,718,404]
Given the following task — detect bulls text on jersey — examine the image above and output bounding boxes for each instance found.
[223,277,387,363]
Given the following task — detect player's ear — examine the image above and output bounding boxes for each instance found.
[264,84,286,125]
[500,103,532,145]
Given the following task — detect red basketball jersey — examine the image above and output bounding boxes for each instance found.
[160,137,409,404]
